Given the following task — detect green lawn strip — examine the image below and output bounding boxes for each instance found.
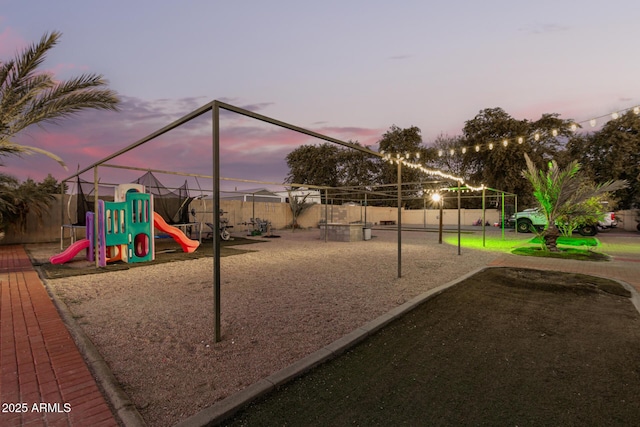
[528,236,600,247]
[511,246,611,261]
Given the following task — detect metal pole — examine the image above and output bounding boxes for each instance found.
[438,197,443,244]
[482,187,486,247]
[501,191,505,240]
[423,196,426,228]
[364,193,368,225]
[212,103,221,342]
[324,189,328,243]
[514,194,518,236]
[93,166,99,268]
[457,183,461,256]
[397,160,402,278]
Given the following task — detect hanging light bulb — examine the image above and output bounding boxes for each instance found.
[612,112,619,119]
[475,145,480,152]
[634,107,640,115]
[570,123,577,132]
[489,143,494,150]
[415,152,420,159]
[552,129,558,137]
[502,139,508,147]
[517,137,523,144]
[534,133,540,141]
[438,150,443,157]
[590,119,597,127]
[449,148,455,156]
[462,147,467,154]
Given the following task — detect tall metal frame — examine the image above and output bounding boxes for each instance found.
[58,99,489,343]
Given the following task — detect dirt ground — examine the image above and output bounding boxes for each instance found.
[25,229,640,426]
[225,267,640,426]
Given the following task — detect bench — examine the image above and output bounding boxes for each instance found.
[379,220,396,226]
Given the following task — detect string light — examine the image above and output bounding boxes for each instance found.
[378,151,487,190]
[421,104,640,158]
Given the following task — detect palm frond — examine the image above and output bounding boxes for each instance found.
[0,30,120,169]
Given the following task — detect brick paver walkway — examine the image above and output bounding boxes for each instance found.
[0,245,118,427]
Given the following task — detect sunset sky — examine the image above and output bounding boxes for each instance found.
[2,1,639,191]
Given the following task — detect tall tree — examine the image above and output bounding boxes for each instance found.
[376,125,426,206]
[567,110,640,209]
[0,31,120,167]
[521,153,626,252]
[427,134,471,179]
[0,175,62,233]
[0,31,119,233]
[462,108,574,206]
[285,143,341,187]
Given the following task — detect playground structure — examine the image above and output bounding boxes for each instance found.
[51,184,199,265]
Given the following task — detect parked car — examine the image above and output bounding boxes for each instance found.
[598,211,618,229]
[508,208,614,236]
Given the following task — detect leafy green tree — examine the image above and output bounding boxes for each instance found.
[567,110,640,209]
[426,134,471,179]
[462,108,575,207]
[555,196,603,237]
[377,125,424,185]
[0,175,61,233]
[521,153,626,252]
[376,125,427,207]
[285,143,341,188]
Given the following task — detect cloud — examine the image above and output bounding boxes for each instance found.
[3,95,386,191]
[388,54,412,60]
[518,23,570,35]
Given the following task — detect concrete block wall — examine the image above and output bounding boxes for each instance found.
[3,197,507,245]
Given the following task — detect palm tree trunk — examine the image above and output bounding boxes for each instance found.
[543,224,561,252]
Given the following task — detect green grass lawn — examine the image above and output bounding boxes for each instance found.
[443,233,609,261]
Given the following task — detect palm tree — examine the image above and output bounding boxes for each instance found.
[521,153,626,252]
[0,31,119,233]
[0,30,120,167]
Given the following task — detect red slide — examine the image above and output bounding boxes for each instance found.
[50,239,91,264]
[153,212,200,253]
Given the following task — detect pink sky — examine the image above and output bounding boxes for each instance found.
[3,1,640,192]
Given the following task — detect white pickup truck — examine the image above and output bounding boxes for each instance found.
[509,208,617,236]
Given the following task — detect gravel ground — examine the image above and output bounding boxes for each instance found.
[40,228,505,426]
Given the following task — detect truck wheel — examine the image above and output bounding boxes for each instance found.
[578,225,597,236]
[516,219,532,233]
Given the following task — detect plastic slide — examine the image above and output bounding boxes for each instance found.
[50,239,91,264]
[153,212,200,253]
